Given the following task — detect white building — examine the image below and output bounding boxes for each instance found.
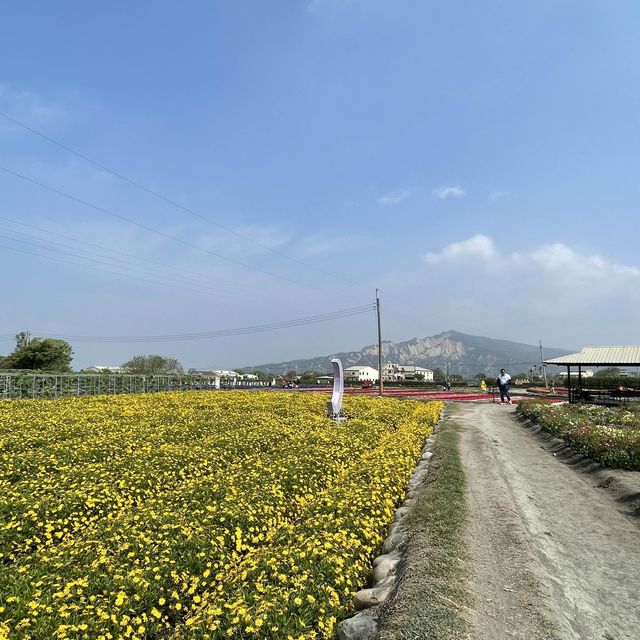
[85,365,125,373]
[344,366,379,382]
[212,369,240,379]
[557,369,594,379]
[382,363,434,382]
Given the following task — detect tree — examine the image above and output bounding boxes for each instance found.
[3,336,73,371]
[432,368,445,382]
[122,355,184,375]
[594,367,621,378]
[300,370,321,384]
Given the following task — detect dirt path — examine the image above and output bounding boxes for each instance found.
[451,402,640,640]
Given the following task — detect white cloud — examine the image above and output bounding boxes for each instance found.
[530,243,640,279]
[408,235,640,349]
[425,235,640,280]
[377,188,413,206]
[0,84,63,132]
[432,185,466,200]
[424,234,496,264]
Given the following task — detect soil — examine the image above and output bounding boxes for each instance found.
[451,402,640,640]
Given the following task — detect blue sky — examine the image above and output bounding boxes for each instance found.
[2,0,640,369]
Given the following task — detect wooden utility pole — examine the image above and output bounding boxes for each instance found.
[376,289,383,396]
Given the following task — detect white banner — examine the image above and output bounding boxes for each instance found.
[330,358,344,416]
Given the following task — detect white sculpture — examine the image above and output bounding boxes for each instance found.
[328,358,346,421]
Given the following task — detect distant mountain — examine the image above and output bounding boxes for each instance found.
[244,330,572,377]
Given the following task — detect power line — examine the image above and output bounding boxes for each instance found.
[0,215,265,295]
[0,164,320,291]
[22,304,376,343]
[0,225,262,300]
[0,242,258,298]
[0,110,359,287]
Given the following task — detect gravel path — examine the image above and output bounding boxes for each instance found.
[452,402,640,640]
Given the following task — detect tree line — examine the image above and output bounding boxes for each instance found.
[0,333,185,375]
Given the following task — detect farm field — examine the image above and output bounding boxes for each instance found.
[0,391,442,640]
[518,400,640,470]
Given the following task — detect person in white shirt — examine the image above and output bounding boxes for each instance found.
[497,368,512,404]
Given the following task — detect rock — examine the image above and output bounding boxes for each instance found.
[353,580,394,609]
[372,551,401,567]
[421,451,433,461]
[405,489,417,500]
[372,552,401,583]
[382,532,405,554]
[394,506,410,521]
[408,474,427,489]
[403,497,416,507]
[337,613,379,640]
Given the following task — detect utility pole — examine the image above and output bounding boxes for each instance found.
[539,340,548,388]
[376,289,383,396]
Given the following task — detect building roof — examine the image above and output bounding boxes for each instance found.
[345,365,377,371]
[545,347,640,366]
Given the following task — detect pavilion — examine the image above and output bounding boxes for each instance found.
[544,346,640,403]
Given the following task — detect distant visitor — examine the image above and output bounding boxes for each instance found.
[497,368,512,404]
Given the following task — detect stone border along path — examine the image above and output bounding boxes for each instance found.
[335,419,441,640]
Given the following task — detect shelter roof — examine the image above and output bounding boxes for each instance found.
[545,346,640,366]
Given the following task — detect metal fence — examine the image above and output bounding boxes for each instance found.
[0,373,265,400]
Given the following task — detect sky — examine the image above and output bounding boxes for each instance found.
[2,0,640,370]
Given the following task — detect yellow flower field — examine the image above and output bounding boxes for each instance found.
[0,391,442,639]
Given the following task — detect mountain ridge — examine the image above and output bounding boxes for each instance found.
[242,330,572,376]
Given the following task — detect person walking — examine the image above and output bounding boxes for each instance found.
[497,368,512,404]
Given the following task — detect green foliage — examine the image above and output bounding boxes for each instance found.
[2,337,73,372]
[299,370,323,384]
[121,354,184,375]
[594,367,621,378]
[576,377,634,390]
